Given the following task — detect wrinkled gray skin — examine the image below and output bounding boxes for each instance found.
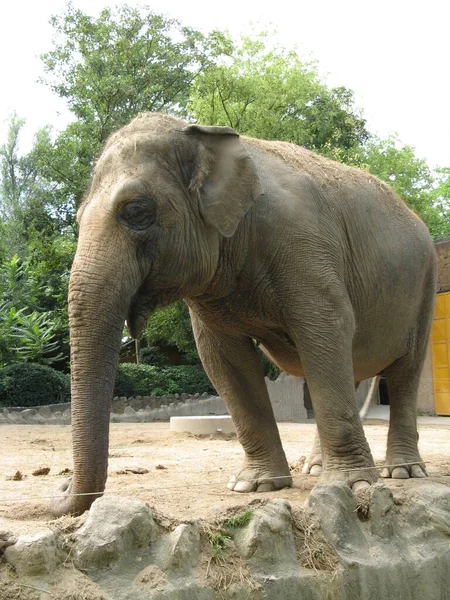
[53,113,436,516]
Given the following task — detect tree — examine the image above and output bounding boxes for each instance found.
[189,35,369,159]
[428,167,450,239]
[357,137,450,239]
[40,3,230,207]
[0,115,39,256]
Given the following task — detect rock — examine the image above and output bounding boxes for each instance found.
[307,483,369,564]
[20,408,39,423]
[74,496,157,569]
[156,522,200,573]
[111,397,126,414]
[368,483,398,538]
[38,406,53,419]
[8,411,27,424]
[234,499,298,574]
[53,411,63,420]
[0,531,17,555]
[4,530,64,576]
[123,406,136,418]
[134,564,169,593]
[202,392,209,398]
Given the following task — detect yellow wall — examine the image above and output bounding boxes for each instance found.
[430,291,450,415]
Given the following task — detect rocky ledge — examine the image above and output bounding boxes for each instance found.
[2,481,449,599]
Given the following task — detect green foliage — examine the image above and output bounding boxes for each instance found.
[139,346,167,366]
[114,363,215,397]
[205,528,232,560]
[0,118,75,370]
[354,137,450,239]
[428,167,450,239]
[143,302,199,364]
[189,34,369,158]
[10,311,65,365]
[39,3,229,208]
[0,253,70,368]
[223,509,253,529]
[0,362,70,407]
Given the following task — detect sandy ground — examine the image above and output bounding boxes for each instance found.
[1,419,449,535]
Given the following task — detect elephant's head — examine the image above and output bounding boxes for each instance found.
[52,113,263,516]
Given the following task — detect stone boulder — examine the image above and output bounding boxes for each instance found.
[74,496,157,569]
[4,530,64,577]
[234,499,298,574]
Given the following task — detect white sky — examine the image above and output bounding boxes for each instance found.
[1,0,449,168]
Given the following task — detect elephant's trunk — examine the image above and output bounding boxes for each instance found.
[51,246,131,516]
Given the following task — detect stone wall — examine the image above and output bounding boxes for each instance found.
[0,375,309,425]
[0,374,389,426]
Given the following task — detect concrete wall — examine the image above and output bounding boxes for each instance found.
[265,373,307,421]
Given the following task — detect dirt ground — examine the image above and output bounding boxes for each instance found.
[1,419,449,536]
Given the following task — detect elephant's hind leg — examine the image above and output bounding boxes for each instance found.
[190,310,292,493]
[302,429,323,475]
[381,358,427,479]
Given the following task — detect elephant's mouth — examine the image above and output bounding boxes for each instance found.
[127,286,182,340]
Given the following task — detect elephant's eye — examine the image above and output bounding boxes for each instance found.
[118,198,156,231]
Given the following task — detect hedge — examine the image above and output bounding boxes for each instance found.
[0,363,70,407]
[114,363,216,397]
[0,362,216,409]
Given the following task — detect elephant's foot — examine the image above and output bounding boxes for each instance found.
[380,453,427,479]
[227,457,292,492]
[317,455,379,492]
[302,454,323,476]
[50,476,103,517]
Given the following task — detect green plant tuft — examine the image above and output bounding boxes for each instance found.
[223,509,253,529]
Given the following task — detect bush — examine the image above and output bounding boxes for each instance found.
[0,362,71,407]
[139,346,167,366]
[114,363,216,397]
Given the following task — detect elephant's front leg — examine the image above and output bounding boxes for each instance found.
[190,311,292,492]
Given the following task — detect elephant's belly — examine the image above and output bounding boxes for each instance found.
[259,331,395,382]
[258,333,305,378]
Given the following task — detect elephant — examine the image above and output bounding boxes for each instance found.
[52,112,436,516]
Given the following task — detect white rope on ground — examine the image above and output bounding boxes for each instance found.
[1,462,449,504]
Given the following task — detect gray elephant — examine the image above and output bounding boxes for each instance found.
[53,112,436,516]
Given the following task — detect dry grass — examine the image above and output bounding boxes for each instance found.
[292,508,339,572]
[200,523,257,594]
[48,513,88,535]
[354,487,372,520]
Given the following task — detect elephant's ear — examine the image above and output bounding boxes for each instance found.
[183,124,264,238]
